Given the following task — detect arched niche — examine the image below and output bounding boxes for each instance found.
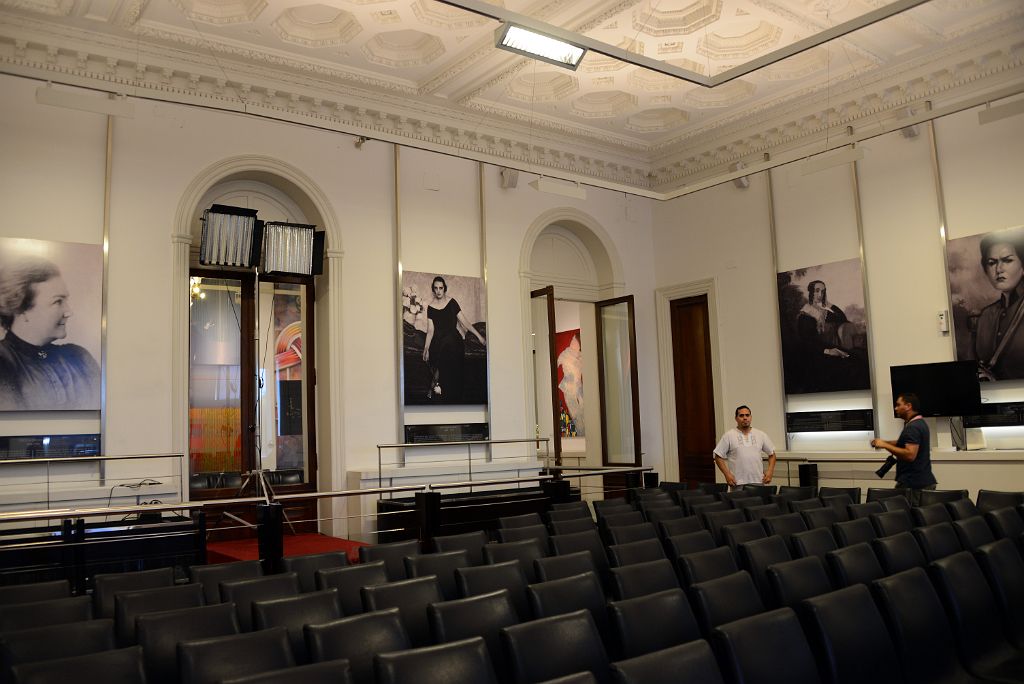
[171,157,344,516]
[521,208,623,301]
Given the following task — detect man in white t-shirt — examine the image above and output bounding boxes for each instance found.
[713,405,777,487]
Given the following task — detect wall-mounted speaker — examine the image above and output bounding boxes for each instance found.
[500,167,519,188]
[786,409,874,433]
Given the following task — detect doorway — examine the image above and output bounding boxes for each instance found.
[670,295,717,486]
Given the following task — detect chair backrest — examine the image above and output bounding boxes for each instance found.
[678,547,738,587]
[550,500,592,515]
[919,489,968,506]
[535,551,596,582]
[315,561,388,616]
[985,507,1024,542]
[721,520,767,552]
[606,589,701,661]
[832,517,877,548]
[455,560,531,621]
[736,536,791,602]
[643,507,684,525]
[720,491,761,508]
[951,515,997,551]
[220,573,301,632]
[483,540,546,583]
[847,501,884,520]
[304,609,409,684]
[702,510,745,544]
[789,498,825,514]
[609,640,725,684]
[819,494,853,523]
[135,603,239,684]
[711,608,822,684]
[190,561,264,604]
[927,551,1016,671]
[912,522,963,562]
[825,542,885,588]
[0,580,69,606]
[252,590,341,664]
[608,559,680,601]
[496,525,550,547]
[92,567,175,619]
[865,488,907,503]
[0,619,115,681]
[500,610,610,684]
[798,584,903,684]
[944,497,981,521]
[976,489,1024,513]
[778,485,817,499]
[743,504,784,522]
[870,567,971,684]
[690,501,730,519]
[689,571,765,636]
[819,487,861,505]
[498,513,543,529]
[0,596,91,632]
[427,589,517,676]
[551,517,598,535]
[740,484,777,502]
[405,550,471,600]
[178,626,294,684]
[881,497,911,512]
[911,503,952,527]
[801,506,839,530]
[549,530,610,576]
[765,556,832,608]
[789,527,838,560]
[593,499,632,516]
[114,583,205,646]
[973,538,1024,649]
[375,636,497,684]
[608,538,666,567]
[607,523,657,546]
[655,518,704,540]
[526,571,608,640]
[664,530,716,560]
[680,495,717,515]
[761,513,807,538]
[282,552,349,593]
[358,539,421,582]
[870,510,914,537]
[10,646,146,684]
[600,511,645,530]
[871,532,926,576]
[698,483,729,495]
[432,530,488,566]
[360,576,443,647]
[219,659,353,684]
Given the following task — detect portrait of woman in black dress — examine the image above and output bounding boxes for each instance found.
[402,271,488,405]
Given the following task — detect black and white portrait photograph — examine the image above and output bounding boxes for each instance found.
[0,237,102,411]
[948,226,1024,381]
[402,270,487,406]
[777,258,871,394]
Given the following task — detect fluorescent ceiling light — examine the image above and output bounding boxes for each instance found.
[35,85,134,117]
[496,24,585,70]
[801,147,864,175]
[978,99,1024,125]
[529,177,587,200]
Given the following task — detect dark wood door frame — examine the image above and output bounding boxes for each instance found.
[595,295,642,467]
[669,294,716,487]
[530,286,561,465]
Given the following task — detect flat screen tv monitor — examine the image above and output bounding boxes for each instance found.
[889,361,982,417]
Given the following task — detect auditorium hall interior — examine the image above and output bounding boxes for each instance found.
[0,0,1023,682]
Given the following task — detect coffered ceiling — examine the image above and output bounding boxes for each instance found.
[1,0,1022,196]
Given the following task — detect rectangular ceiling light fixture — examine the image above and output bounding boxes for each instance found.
[495,24,586,70]
[262,222,324,276]
[199,205,261,267]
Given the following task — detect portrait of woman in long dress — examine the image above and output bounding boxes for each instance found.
[402,271,488,406]
[0,238,102,411]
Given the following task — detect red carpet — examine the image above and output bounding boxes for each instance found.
[207,533,367,565]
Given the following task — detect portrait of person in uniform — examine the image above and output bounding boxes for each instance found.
[0,238,102,411]
[948,226,1024,381]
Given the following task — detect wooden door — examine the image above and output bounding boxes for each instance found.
[670,295,716,486]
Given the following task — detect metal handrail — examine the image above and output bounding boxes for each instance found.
[376,437,550,449]
[0,453,183,466]
[428,475,553,491]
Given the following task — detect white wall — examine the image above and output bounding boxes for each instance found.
[652,100,1024,481]
[0,74,664,514]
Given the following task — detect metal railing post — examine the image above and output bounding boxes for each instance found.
[415,491,442,544]
[257,502,284,574]
[541,478,571,505]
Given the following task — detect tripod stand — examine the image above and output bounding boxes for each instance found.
[209,469,297,538]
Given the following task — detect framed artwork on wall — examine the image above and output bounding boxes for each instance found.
[401,270,487,406]
[777,257,871,394]
[555,328,584,437]
[0,237,102,411]
[947,226,1024,381]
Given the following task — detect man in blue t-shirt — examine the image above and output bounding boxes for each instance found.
[870,393,937,505]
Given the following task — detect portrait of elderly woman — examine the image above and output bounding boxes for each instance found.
[948,226,1024,381]
[777,259,871,394]
[0,239,102,411]
[402,270,488,406]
